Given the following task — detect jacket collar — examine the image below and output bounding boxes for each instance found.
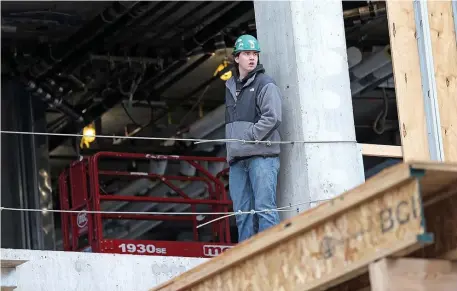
[226,64,265,101]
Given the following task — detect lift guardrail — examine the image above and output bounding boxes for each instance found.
[59,152,234,258]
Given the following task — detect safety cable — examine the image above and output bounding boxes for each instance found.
[0,130,356,145]
[0,129,346,230]
[0,199,330,229]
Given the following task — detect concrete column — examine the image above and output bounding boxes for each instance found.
[253,0,365,220]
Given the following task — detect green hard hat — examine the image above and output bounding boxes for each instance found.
[233,34,261,55]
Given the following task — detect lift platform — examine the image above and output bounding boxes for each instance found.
[58,152,234,258]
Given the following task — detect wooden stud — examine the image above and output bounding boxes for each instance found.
[369,258,457,291]
[386,0,431,162]
[360,144,403,158]
[426,1,457,162]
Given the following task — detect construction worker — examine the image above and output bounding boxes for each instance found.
[224,34,283,242]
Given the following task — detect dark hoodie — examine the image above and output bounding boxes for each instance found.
[224,64,283,164]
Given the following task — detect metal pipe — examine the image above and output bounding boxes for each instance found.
[343,2,386,19]
[139,60,188,92]
[154,53,213,95]
[89,54,159,65]
[1,25,17,33]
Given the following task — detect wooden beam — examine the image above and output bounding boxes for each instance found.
[360,144,403,158]
[149,162,457,291]
[386,0,431,162]
[427,1,457,162]
[369,258,457,291]
[327,176,457,291]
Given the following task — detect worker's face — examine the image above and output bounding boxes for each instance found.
[235,51,258,73]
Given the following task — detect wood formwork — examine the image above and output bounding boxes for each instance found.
[150,161,457,291]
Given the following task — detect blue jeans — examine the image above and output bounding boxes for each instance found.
[229,156,281,242]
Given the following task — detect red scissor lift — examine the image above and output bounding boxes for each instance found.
[59,152,234,258]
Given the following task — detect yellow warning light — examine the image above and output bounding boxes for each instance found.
[214,60,232,81]
[80,123,96,149]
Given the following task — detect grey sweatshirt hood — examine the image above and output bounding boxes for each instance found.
[236,64,266,82]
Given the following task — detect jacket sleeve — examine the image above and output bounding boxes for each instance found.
[250,82,282,141]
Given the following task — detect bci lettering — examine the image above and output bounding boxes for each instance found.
[379,196,418,233]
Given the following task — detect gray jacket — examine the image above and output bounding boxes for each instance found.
[224,65,282,164]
